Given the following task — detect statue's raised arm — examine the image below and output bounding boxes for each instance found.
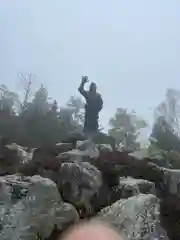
[78,76,89,100]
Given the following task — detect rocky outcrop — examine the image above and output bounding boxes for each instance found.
[1,138,180,239]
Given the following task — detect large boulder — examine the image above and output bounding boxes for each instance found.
[0,175,79,240]
[58,161,102,215]
[95,194,169,240]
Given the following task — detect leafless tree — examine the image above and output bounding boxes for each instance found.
[154,88,180,136]
[18,72,35,110]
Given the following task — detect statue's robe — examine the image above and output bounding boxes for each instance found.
[78,87,103,135]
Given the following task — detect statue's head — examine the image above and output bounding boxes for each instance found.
[89,82,97,92]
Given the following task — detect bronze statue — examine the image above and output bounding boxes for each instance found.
[78,76,103,137]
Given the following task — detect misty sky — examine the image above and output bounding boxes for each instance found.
[0,0,180,137]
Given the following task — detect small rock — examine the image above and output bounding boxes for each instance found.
[116,177,156,198]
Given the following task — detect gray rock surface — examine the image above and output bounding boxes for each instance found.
[95,194,169,240]
[0,175,79,240]
[58,161,102,207]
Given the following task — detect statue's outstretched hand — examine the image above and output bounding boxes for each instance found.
[82,76,88,84]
